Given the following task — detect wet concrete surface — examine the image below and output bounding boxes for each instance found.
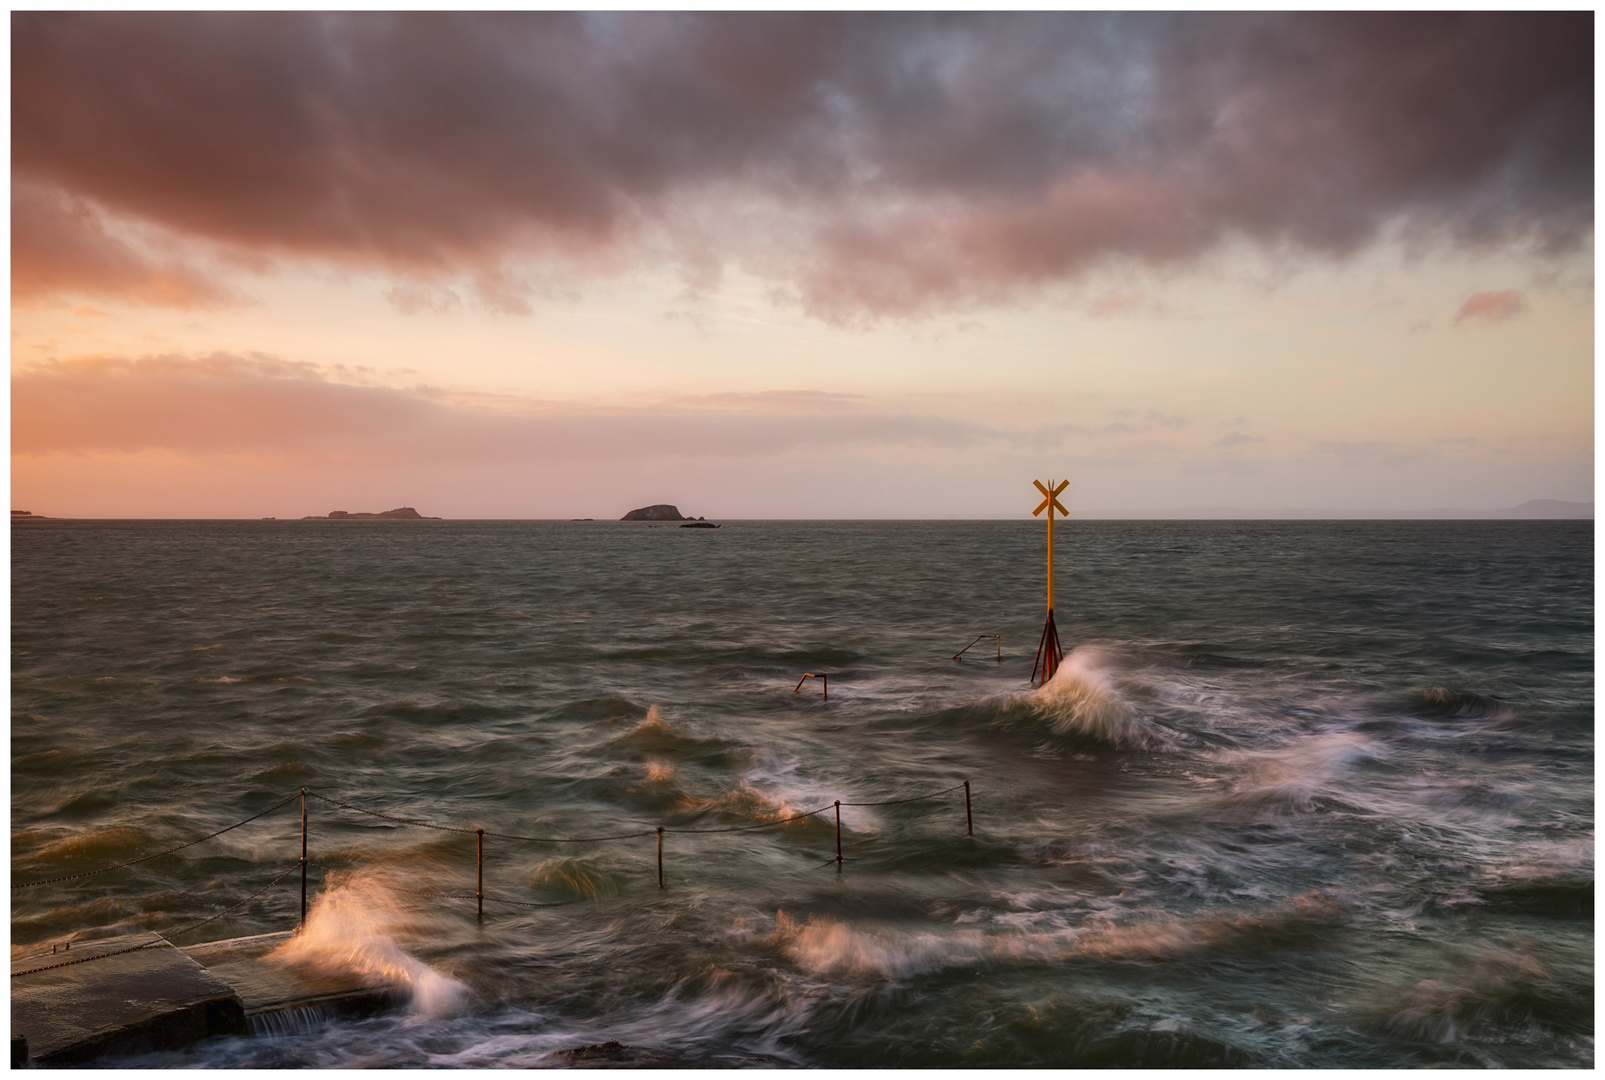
[11,931,401,1066]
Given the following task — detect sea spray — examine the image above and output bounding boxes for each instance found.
[270,871,469,1018]
[1023,647,1168,750]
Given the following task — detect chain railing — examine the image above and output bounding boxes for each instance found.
[11,778,976,969]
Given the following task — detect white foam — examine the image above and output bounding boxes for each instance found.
[739,750,872,832]
[1025,647,1167,749]
[1219,730,1384,815]
[769,892,1342,980]
[270,873,468,1018]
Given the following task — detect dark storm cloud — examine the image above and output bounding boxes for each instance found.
[12,12,1592,319]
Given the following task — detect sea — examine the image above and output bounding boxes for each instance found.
[9,518,1594,1068]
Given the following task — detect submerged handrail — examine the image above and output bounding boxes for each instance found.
[953,634,1001,661]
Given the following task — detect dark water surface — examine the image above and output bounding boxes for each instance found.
[11,519,1594,1067]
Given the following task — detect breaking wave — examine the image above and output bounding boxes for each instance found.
[269,872,469,1018]
[677,780,828,829]
[1021,648,1170,750]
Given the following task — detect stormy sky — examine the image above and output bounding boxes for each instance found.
[11,12,1594,517]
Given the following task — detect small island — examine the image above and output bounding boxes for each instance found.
[621,504,687,521]
[301,507,442,520]
[620,504,718,526]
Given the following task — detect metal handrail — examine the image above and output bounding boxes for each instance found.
[793,672,828,699]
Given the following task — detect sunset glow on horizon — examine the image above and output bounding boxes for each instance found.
[11,12,1593,519]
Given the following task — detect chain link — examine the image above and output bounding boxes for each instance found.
[11,793,302,889]
[306,791,481,835]
[405,890,571,909]
[664,804,834,833]
[841,781,969,807]
[481,826,658,843]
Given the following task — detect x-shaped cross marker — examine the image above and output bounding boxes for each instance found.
[1032,479,1068,518]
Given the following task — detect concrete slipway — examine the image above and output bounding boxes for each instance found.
[11,931,399,1066]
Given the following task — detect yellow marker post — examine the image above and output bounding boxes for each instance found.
[1030,479,1068,684]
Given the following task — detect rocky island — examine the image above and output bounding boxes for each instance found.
[301,507,441,520]
[620,504,719,527]
[621,504,687,521]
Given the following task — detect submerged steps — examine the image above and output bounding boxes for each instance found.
[11,931,402,1066]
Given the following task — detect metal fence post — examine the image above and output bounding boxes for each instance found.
[656,827,665,889]
[964,781,973,837]
[835,800,842,872]
[299,787,308,930]
[477,829,484,921]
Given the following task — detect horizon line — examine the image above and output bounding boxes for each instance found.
[12,511,1594,523]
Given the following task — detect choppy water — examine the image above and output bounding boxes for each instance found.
[11,519,1594,1068]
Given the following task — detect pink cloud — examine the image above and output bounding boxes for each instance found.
[1453,290,1526,324]
[11,182,234,306]
[1088,291,1148,317]
[11,354,987,464]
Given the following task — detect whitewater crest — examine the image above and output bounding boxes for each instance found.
[636,704,672,732]
[269,872,469,1018]
[1021,648,1169,750]
[678,780,823,827]
[768,891,1343,980]
[1218,731,1383,816]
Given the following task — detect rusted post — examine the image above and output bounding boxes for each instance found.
[964,781,973,836]
[656,826,665,889]
[299,787,308,931]
[834,800,842,872]
[477,829,484,921]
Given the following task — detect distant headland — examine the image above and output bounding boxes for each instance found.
[301,507,442,520]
